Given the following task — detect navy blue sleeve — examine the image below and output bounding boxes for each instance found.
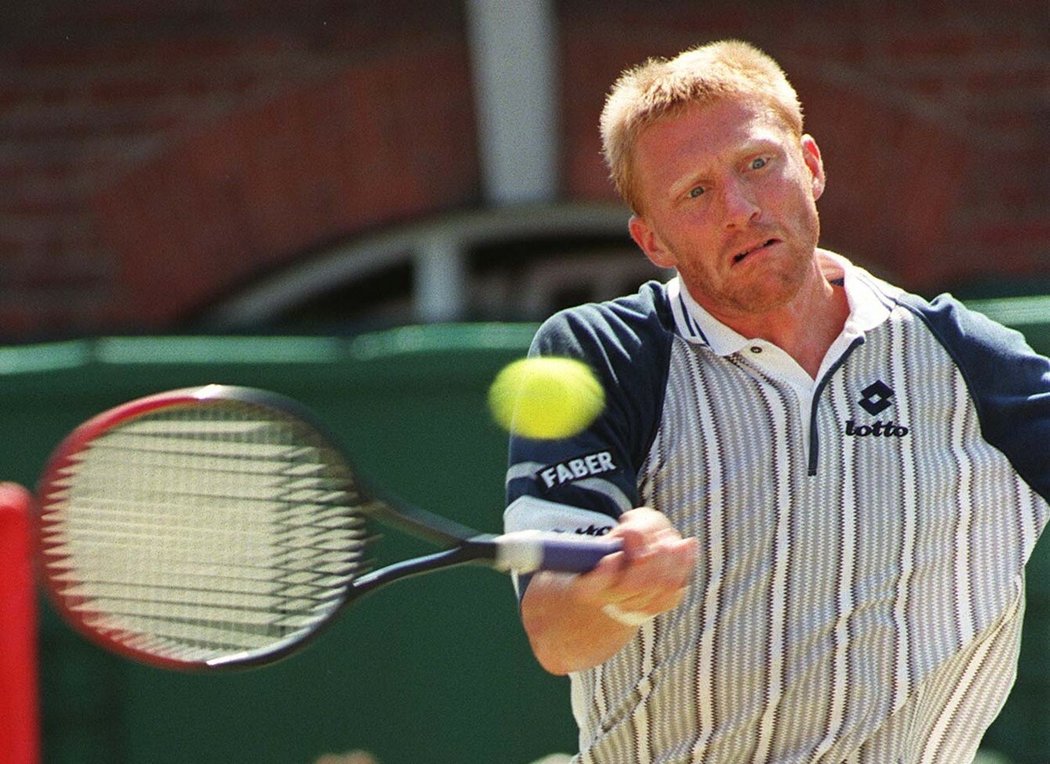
[504,282,676,520]
[901,293,1050,502]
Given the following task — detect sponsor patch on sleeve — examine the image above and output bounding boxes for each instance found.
[536,450,617,490]
[503,495,616,537]
[502,496,617,599]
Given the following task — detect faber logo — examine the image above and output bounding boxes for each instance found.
[538,451,617,489]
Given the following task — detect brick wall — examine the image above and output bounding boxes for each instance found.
[0,0,1046,337]
[560,0,1049,290]
[0,0,476,334]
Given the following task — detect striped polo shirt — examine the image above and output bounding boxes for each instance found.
[503,252,1050,763]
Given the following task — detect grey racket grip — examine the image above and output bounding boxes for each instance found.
[493,530,622,574]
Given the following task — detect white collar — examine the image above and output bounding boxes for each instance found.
[667,250,897,355]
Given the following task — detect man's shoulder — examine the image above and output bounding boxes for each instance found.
[894,290,1036,358]
[531,280,676,358]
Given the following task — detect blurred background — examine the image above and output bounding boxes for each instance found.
[0,1,1047,762]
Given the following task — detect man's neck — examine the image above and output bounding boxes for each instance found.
[702,261,850,379]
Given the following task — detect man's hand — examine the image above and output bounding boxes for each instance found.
[521,507,697,674]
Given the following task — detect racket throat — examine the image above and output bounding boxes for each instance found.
[351,537,498,596]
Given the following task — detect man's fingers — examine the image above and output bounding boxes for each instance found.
[601,536,697,614]
[569,508,698,619]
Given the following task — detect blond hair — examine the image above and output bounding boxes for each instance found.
[600,40,804,211]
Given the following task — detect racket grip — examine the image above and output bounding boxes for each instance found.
[494,530,622,574]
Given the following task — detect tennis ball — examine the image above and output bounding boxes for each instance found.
[488,357,605,439]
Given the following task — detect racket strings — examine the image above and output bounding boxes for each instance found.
[39,402,372,663]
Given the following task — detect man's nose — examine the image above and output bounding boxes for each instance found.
[721,178,759,227]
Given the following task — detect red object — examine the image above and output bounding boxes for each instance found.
[0,482,40,764]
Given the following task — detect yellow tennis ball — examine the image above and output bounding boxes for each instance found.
[488,357,605,439]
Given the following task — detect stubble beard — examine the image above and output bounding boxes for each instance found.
[679,236,815,319]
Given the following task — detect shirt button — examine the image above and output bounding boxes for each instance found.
[750,346,763,354]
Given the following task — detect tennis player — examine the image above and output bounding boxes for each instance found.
[503,39,1050,762]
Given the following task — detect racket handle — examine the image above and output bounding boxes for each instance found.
[493,530,622,574]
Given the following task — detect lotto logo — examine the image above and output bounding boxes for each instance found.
[844,420,909,437]
[859,380,894,415]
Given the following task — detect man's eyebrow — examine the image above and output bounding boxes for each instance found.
[668,168,708,198]
[666,138,781,198]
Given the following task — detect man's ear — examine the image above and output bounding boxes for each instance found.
[629,215,677,269]
[801,134,826,200]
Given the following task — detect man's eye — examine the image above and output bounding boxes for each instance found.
[750,157,769,170]
[688,186,705,199]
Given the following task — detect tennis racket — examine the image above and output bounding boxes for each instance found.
[35,384,620,671]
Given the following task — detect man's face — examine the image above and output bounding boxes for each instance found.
[628,98,826,322]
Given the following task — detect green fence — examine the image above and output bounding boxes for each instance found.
[2,325,580,764]
[969,295,1050,761]
[2,309,1048,763]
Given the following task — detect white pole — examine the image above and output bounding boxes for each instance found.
[465,0,559,205]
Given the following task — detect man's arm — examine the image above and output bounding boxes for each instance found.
[521,507,697,675]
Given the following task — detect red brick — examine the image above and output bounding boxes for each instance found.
[0,0,1046,337]
[90,39,480,324]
